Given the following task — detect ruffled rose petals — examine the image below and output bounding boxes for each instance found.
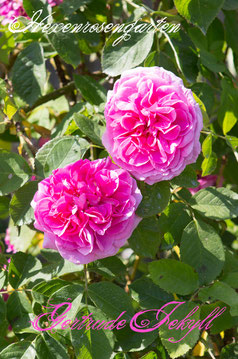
[31,157,142,265]
[102,66,203,185]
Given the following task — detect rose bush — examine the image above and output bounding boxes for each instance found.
[31,157,142,264]
[103,67,203,184]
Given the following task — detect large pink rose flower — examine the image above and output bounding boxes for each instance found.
[102,67,203,185]
[0,0,63,25]
[31,157,142,264]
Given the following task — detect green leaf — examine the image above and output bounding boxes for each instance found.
[171,30,199,83]
[9,181,39,226]
[0,150,32,196]
[74,75,107,106]
[35,136,90,178]
[102,22,154,76]
[74,113,104,146]
[9,252,42,289]
[223,110,238,135]
[7,292,32,323]
[189,187,238,220]
[202,134,212,158]
[23,0,51,20]
[223,0,238,9]
[192,91,210,127]
[159,202,191,244]
[0,196,10,219]
[149,259,199,295]
[180,219,225,285]
[0,341,36,359]
[201,302,238,334]
[218,79,238,130]
[141,352,157,359]
[136,182,170,218]
[5,219,36,253]
[0,296,8,337]
[201,152,217,176]
[71,305,114,359]
[191,83,214,114]
[32,279,69,305]
[12,43,46,106]
[49,284,84,322]
[174,0,225,34]
[221,342,238,358]
[88,256,126,280]
[52,103,84,138]
[35,332,69,359]
[200,50,226,73]
[159,302,200,359]
[59,0,92,15]
[0,79,7,99]
[221,271,238,289]
[198,281,238,316]
[129,216,161,258]
[144,51,178,74]
[48,32,81,68]
[129,276,173,309]
[88,282,134,321]
[224,10,238,54]
[171,165,199,188]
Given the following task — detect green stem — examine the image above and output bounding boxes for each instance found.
[84,264,88,307]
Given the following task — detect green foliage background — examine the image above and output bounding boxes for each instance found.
[0,0,238,358]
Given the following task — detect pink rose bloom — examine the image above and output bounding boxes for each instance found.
[4,228,16,254]
[189,174,223,195]
[31,157,142,264]
[102,67,203,185]
[0,0,63,25]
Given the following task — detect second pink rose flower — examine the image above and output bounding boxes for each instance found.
[102,66,203,185]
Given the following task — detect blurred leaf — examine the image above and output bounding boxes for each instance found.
[74,75,107,106]
[221,342,238,358]
[136,182,170,218]
[129,216,161,258]
[12,43,46,107]
[189,187,238,220]
[0,296,8,337]
[9,252,42,289]
[23,0,51,20]
[149,259,199,295]
[0,150,32,196]
[35,136,90,178]
[200,50,226,73]
[0,196,10,219]
[198,281,238,316]
[52,103,84,138]
[102,22,154,76]
[223,0,238,9]
[60,0,92,16]
[10,181,39,226]
[0,79,7,99]
[224,10,238,55]
[218,79,238,130]
[174,0,225,34]
[181,219,225,285]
